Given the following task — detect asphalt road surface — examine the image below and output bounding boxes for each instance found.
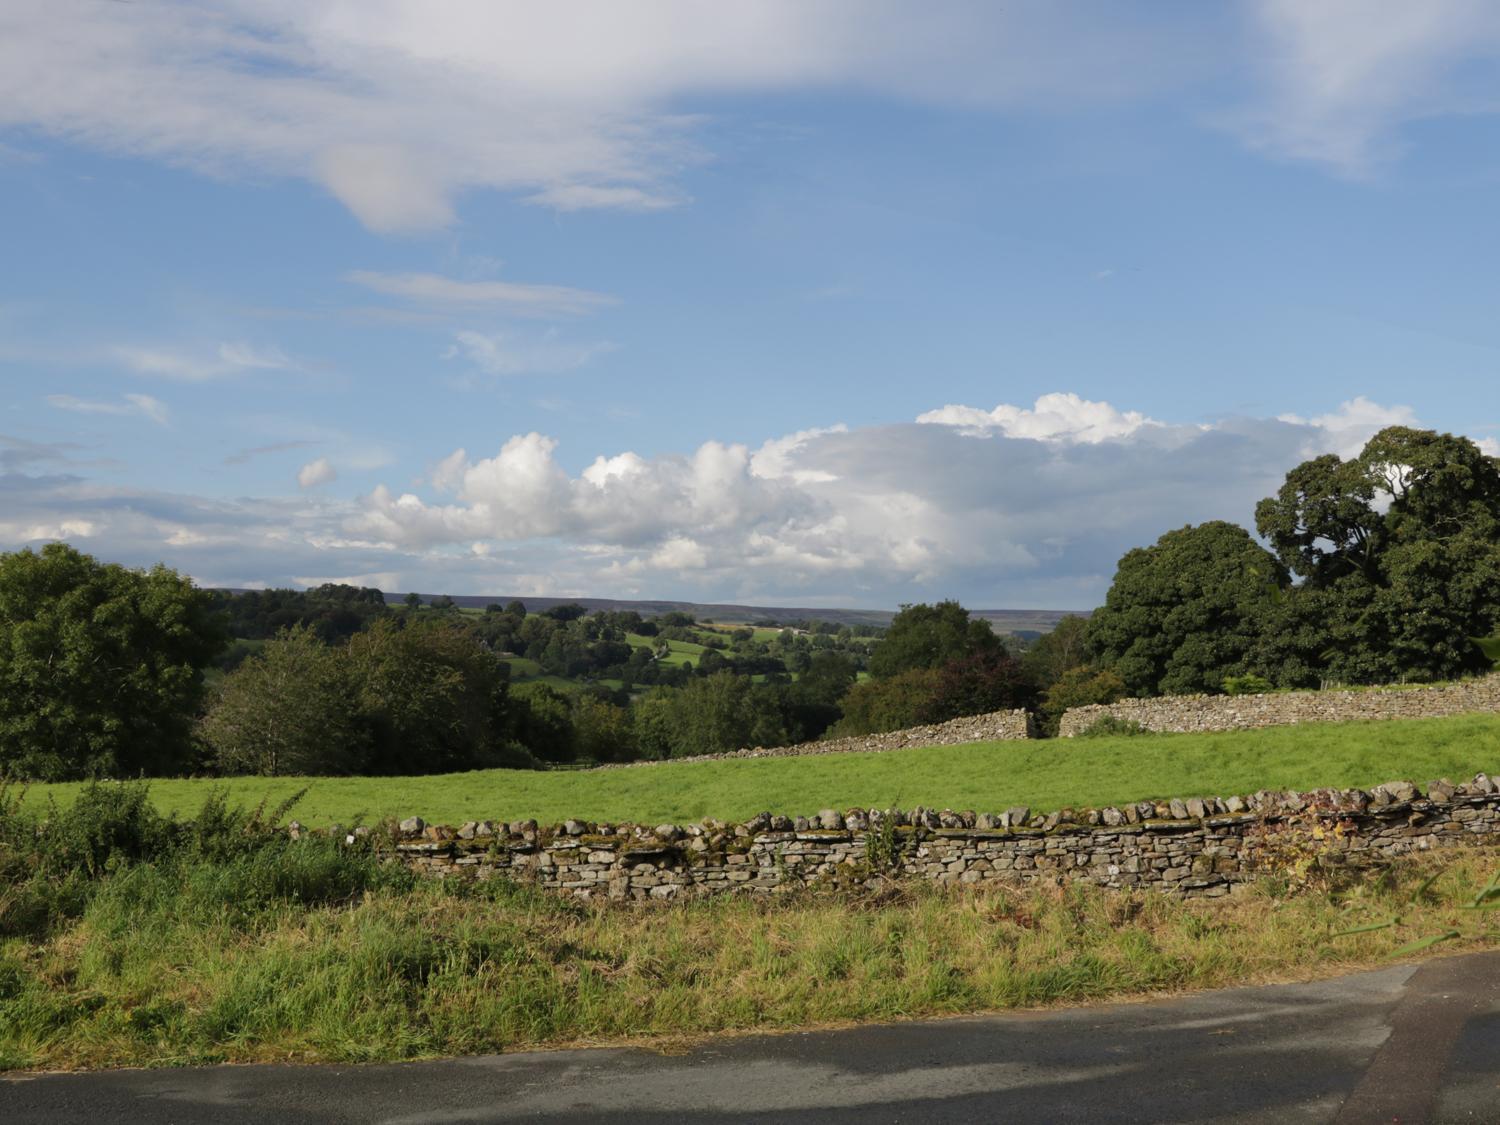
[5,951,1499,1124]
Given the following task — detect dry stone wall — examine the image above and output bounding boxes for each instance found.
[379,772,1500,902]
[1058,675,1500,738]
[598,708,1033,770]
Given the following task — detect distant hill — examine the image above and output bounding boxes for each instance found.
[384,593,1088,635]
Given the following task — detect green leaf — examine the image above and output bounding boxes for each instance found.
[1331,917,1398,938]
[1386,930,1461,958]
[1410,873,1441,903]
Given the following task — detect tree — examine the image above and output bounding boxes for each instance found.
[664,672,757,756]
[404,592,422,610]
[1020,615,1091,690]
[1087,522,1289,697]
[201,625,367,776]
[0,544,225,780]
[571,694,634,763]
[829,668,943,736]
[868,600,1001,679]
[922,649,1038,722]
[509,683,577,763]
[1255,426,1500,683]
[348,617,510,773]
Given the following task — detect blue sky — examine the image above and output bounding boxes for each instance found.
[2,1,1499,608]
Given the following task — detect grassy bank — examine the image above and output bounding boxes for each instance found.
[19,713,1500,827]
[4,784,1498,1073]
[4,847,1498,1072]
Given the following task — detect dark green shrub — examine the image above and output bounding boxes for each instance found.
[1075,716,1150,739]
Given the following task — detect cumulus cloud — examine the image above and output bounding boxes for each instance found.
[46,392,170,426]
[296,458,338,489]
[3,393,1485,607]
[345,271,615,317]
[114,342,298,382]
[917,392,1161,443]
[1277,395,1421,458]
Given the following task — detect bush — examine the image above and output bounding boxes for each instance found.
[1223,673,1276,696]
[1075,716,1150,739]
[1038,665,1126,737]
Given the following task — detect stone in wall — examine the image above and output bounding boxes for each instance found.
[1057,674,1500,738]
[377,771,1500,903]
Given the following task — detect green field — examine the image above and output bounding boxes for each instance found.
[22,714,1500,828]
[625,631,706,666]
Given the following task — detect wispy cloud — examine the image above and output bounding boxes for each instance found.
[0,2,1210,233]
[346,271,616,318]
[445,329,618,377]
[224,440,319,466]
[45,392,170,426]
[114,342,299,382]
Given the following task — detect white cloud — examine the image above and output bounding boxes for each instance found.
[1277,394,1419,458]
[46,392,170,426]
[1240,0,1500,173]
[346,271,615,317]
[0,1,1213,232]
[524,184,683,212]
[5,393,1489,608]
[115,342,298,382]
[5,0,1494,232]
[917,392,1160,443]
[296,458,338,489]
[445,329,618,377]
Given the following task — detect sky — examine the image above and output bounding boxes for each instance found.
[3,0,1500,610]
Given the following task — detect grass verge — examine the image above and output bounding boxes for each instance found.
[3,847,1498,1072]
[18,713,1500,827]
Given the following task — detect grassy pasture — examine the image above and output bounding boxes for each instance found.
[625,632,707,667]
[21,714,1500,828]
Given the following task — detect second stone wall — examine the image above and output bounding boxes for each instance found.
[599,707,1033,769]
[1058,674,1500,738]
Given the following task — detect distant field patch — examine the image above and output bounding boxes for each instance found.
[22,713,1500,828]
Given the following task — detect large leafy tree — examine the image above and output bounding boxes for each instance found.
[0,543,225,780]
[867,600,1002,679]
[1087,521,1289,697]
[1254,426,1500,682]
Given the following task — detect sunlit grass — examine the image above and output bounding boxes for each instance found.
[21,713,1500,828]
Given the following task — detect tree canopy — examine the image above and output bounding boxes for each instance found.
[1087,521,1289,697]
[867,600,1001,679]
[0,544,225,780]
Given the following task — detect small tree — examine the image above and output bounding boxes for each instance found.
[201,626,367,776]
[868,600,1001,679]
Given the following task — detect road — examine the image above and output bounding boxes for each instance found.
[5,951,1499,1124]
